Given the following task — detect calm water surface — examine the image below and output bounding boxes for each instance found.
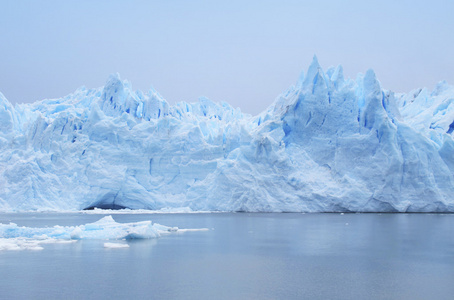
[0,213,453,300]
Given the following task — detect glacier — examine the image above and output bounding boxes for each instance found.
[1,56,454,212]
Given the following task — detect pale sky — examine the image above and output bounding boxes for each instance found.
[1,0,453,115]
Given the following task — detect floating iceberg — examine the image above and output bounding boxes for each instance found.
[0,216,178,240]
[1,57,453,212]
[0,216,201,250]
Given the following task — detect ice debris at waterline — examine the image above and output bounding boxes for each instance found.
[81,207,207,214]
[1,56,454,212]
[0,216,206,251]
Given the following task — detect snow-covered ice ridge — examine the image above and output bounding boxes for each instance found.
[1,57,454,212]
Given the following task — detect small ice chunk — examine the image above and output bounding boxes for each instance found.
[104,242,129,249]
[177,228,210,232]
[0,238,44,251]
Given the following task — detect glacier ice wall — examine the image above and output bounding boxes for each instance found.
[1,57,454,212]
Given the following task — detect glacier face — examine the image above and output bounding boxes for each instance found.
[1,57,454,212]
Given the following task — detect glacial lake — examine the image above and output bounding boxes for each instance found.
[0,213,453,300]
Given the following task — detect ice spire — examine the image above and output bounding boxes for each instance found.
[360,69,386,130]
[0,92,14,132]
[101,73,127,105]
[302,55,322,87]
[331,65,344,88]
